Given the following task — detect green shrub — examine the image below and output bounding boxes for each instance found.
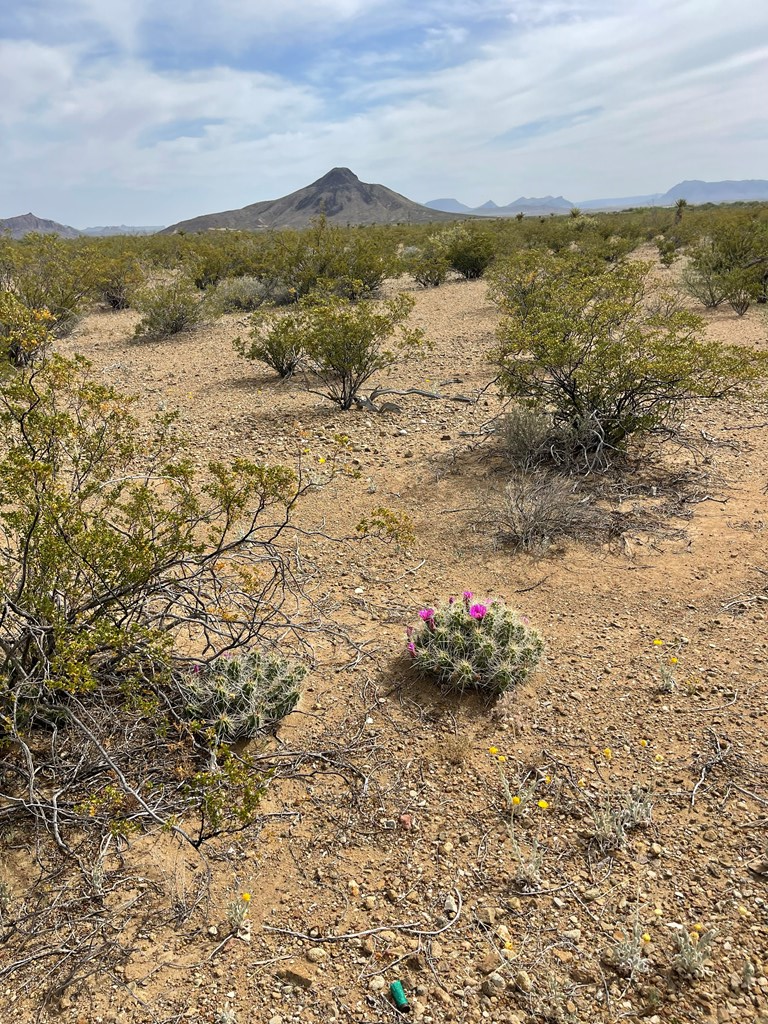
[93,254,145,309]
[0,331,299,852]
[0,291,54,367]
[491,249,768,466]
[181,651,306,744]
[5,234,97,336]
[403,238,450,287]
[132,277,210,340]
[234,308,304,377]
[407,594,543,697]
[440,225,495,279]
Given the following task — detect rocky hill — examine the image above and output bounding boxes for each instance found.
[0,212,81,239]
[162,168,464,233]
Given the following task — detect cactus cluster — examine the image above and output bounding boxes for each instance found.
[181,651,306,744]
[407,592,543,697]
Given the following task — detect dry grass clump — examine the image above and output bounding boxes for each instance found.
[489,470,600,550]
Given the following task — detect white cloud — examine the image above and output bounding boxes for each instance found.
[1,0,766,223]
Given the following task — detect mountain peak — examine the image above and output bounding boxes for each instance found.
[313,167,361,188]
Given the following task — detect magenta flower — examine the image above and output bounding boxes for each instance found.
[462,590,473,603]
[407,641,416,657]
[419,608,435,621]
[448,596,455,604]
[469,603,488,621]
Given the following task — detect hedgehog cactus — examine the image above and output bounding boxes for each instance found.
[181,651,306,744]
[408,595,543,696]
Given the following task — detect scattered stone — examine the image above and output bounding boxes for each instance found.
[563,928,582,942]
[444,894,458,918]
[368,976,387,993]
[307,947,327,963]
[477,954,498,975]
[481,972,507,997]
[515,971,533,993]
[277,967,313,990]
[363,895,377,910]
[476,907,497,927]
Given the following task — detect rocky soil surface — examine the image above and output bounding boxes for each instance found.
[7,254,768,1024]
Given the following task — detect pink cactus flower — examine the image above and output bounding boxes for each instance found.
[407,641,416,657]
[419,608,435,621]
[462,590,473,603]
[469,603,488,621]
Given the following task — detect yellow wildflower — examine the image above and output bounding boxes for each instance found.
[511,795,521,806]
[692,922,703,932]
[544,774,552,784]
[577,778,587,787]
[669,656,678,665]
[654,754,664,764]
[497,755,507,764]
[489,746,498,756]
[641,933,651,943]
[537,799,549,810]
[242,892,251,902]
[603,747,613,760]
[653,638,664,646]
[318,456,326,464]
[640,739,648,747]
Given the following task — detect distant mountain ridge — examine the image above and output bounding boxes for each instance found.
[426,179,768,216]
[162,167,463,233]
[81,225,164,236]
[0,212,81,240]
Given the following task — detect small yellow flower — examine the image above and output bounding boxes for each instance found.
[641,933,651,943]
[544,774,552,784]
[242,892,251,902]
[654,753,664,763]
[511,795,521,806]
[537,799,549,810]
[577,777,587,787]
[504,941,514,951]
[669,656,679,665]
[653,638,664,646]
[692,922,703,932]
[489,746,499,756]
[640,739,648,747]
[653,907,663,917]
[497,755,507,764]
[318,456,326,464]
[603,747,613,760]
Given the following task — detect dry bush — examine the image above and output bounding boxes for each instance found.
[491,470,600,550]
[497,404,555,468]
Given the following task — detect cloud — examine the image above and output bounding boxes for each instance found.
[1,0,766,223]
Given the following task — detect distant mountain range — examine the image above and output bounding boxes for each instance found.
[0,214,164,239]
[4,177,768,240]
[427,179,768,216]
[161,167,461,233]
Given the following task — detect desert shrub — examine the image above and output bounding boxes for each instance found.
[491,249,768,467]
[407,594,543,697]
[234,309,304,377]
[180,651,306,744]
[5,234,97,336]
[403,236,451,287]
[93,253,145,309]
[211,275,274,313]
[132,277,211,340]
[654,236,678,267]
[244,293,422,408]
[497,404,555,468]
[0,291,54,367]
[0,334,301,854]
[439,225,495,279]
[685,215,768,312]
[493,470,597,549]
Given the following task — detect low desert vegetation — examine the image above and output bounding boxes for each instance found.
[1,198,767,1020]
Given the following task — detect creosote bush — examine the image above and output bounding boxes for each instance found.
[407,593,543,697]
[132,277,212,340]
[491,249,768,467]
[240,292,423,408]
[181,651,306,745]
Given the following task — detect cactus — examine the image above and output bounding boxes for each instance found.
[181,651,306,744]
[407,593,543,697]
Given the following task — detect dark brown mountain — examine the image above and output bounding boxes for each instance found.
[0,213,81,240]
[162,167,465,233]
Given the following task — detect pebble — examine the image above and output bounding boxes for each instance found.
[481,973,506,997]
[515,971,533,993]
[368,976,387,993]
[307,947,326,963]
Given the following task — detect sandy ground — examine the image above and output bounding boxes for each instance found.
[7,253,768,1024]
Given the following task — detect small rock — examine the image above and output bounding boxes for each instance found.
[307,947,326,963]
[481,972,507,997]
[477,954,498,975]
[277,967,313,990]
[495,924,512,944]
[477,907,497,927]
[444,894,458,918]
[363,895,377,910]
[515,970,533,993]
[268,1016,283,1024]
[368,976,387,993]
[563,928,582,942]
[650,842,663,858]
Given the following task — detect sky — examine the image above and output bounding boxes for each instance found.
[1,0,766,227]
